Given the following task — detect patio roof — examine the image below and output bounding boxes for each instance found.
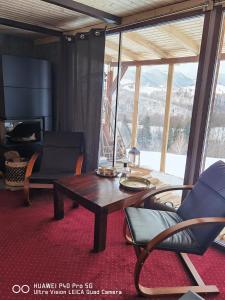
[0,0,216,65]
[105,11,225,65]
[0,0,212,39]
[105,16,205,63]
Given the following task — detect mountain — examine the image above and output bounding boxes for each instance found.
[173,72,194,87]
[141,69,168,87]
[123,68,195,88]
[122,67,225,88]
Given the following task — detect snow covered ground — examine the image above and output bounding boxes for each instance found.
[140,150,224,179]
[99,150,224,184]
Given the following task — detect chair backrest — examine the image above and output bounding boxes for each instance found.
[177,160,225,252]
[39,131,84,173]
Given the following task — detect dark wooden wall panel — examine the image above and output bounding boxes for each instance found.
[0,33,34,57]
[34,41,62,130]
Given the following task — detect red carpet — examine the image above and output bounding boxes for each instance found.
[0,189,225,300]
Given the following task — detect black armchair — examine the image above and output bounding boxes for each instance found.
[124,160,225,297]
[24,131,84,205]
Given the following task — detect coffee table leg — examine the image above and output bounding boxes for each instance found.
[54,185,64,220]
[93,209,108,252]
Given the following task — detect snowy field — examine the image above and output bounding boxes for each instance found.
[140,150,224,179]
[99,151,224,184]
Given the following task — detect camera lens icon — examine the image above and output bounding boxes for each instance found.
[12,284,30,294]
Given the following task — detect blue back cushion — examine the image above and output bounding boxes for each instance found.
[177,161,225,250]
[40,131,84,173]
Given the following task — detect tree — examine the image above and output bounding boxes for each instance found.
[140,115,152,150]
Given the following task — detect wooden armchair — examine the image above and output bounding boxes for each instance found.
[24,131,84,206]
[124,160,225,297]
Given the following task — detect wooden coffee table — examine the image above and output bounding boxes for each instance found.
[53,173,155,252]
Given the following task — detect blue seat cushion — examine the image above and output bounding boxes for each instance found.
[125,207,201,254]
[29,171,74,184]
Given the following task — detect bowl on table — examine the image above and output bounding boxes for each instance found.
[96,167,118,177]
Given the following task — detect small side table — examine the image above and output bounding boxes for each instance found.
[54,173,155,252]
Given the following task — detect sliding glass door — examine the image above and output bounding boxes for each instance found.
[99,14,204,183]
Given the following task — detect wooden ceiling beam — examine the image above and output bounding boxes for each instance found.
[124,32,172,59]
[109,51,225,67]
[105,51,129,63]
[35,36,59,45]
[104,54,114,63]
[106,40,139,61]
[0,17,62,36]
[159,24,200,55]
[41,0,121,25]
[110,55,200,67]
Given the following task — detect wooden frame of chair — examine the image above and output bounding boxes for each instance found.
[124,185,225,297]
[24,151,84,206]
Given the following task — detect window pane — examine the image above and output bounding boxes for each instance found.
[137,64,168,171]
[166,62,199,178]
[204,60,225,168]
[99,34,120,166]
[116,66,135,158]
[115,15,204,178]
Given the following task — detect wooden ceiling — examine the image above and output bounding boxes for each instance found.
[0,0,219,63]
[105,16,204,63]
[0,0,90,32]
[0,0,197,35]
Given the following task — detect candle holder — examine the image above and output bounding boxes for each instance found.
[128,147,140,168]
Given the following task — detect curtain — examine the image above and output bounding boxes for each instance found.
[57,29,105,171]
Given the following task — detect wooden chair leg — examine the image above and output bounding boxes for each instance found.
[134,245,142,258]
[134,248,219,297]
[123,218,133,244]
[24,180,31,206]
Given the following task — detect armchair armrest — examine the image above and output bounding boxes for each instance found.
[25,152,40,179]
[75,154,84,175]
[133,185,193,207]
